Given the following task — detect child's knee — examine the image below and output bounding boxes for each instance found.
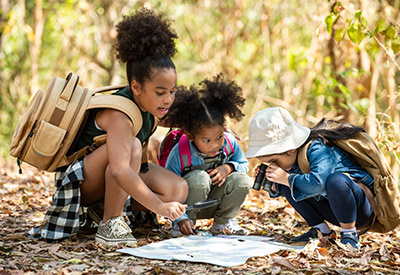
[326,172,350,193]
[184,170,211,191]
[174,176,189,202]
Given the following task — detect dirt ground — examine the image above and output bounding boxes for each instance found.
[1,162,400,274]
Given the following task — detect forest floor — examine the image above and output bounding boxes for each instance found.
[1,162,400,274]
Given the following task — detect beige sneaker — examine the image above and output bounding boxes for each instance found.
[95,216,137,246]
[211,218,249,235]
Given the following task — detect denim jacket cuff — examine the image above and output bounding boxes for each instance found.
[172,213,189,227]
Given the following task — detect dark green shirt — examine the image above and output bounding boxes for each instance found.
[73,87,155,151]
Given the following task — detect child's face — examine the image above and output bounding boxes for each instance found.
[256,149,297,170]
[190,125,225,157]
[132,68,177,119]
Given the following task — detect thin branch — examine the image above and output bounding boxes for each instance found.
[373,36,400,71]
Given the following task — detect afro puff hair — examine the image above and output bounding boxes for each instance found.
[115,8,178,63]
[165,74,245,134]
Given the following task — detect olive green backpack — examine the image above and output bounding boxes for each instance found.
[297,121,400,233]
[9,73,146,173]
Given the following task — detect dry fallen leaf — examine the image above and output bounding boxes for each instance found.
[2,163,400,274]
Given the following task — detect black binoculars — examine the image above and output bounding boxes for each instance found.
[253,163,273,192]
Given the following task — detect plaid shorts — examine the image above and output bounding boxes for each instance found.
[37,159,85,241]
[36,159,157,242]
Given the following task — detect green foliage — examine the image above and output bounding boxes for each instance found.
[0,0,398,178]
[325,4,400,56]
[392,37,400,54]
[325,13,338,35]
[347,19,365,44]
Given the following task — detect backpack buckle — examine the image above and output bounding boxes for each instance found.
[86,143,98,153]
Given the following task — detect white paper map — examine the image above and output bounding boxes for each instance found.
[117,235,304,267]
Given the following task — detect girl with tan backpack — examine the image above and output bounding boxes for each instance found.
[245,107,390,251]
[33,9,188,246]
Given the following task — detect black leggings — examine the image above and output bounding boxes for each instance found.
[277,172,374,228]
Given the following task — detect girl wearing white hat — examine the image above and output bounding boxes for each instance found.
[246,107,375,250]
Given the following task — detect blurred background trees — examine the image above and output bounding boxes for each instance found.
[1,0,399,179]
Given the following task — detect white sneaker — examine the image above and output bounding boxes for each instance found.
[211,218,249,235]
[95,216,137,246]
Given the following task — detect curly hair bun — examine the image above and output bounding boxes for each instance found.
[200,74,245,121]
[115,8,178,63]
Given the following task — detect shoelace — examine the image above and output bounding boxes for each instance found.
[109,217,132,236]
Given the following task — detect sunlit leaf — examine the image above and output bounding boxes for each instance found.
[335,27,346,42]
[347,20,365,44]
[391,37,400,54]
[355,10,362,20]
[325,13,338,35]
[24,24,34,42]
[33,257,54,262]
[383,25,396,39]
[63,258,82,264]
[317,247,330,257]
[361,17,367,28]
[371,26,380,37]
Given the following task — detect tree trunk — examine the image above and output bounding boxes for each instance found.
[30,0,45,95]
[385,62,400,177]
[359,47,378,138]
[327,1,347,120]
[0,0,10,52]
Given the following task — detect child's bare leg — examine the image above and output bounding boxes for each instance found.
[81,145,108,206]
[81,137,142,222]
[340,221,356,229]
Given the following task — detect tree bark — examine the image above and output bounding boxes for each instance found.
[30,0,45,95]
[327,1,347,120]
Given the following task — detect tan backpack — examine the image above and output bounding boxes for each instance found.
[297,126,400,233]
[9,73,146,172]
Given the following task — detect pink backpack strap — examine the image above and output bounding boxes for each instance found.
[178,134,192,173]
[223,133,235,156]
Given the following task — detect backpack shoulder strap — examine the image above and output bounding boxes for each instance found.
[87,94,142,136]
[92,84,126,94]
[297,140,313,174]
[223,133,235,156]
[64,94,143,165]
[178,134,192,174]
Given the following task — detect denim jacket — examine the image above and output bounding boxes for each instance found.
[271,138,374,202]
[165,132,249,177]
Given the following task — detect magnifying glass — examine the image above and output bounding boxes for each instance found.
[186,198,220,211]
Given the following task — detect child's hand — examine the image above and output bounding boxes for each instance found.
[207,164,233,187]
[178,219,195,235]
[254,164,262,178]
[266,164,289,187]
[158,202,187,220]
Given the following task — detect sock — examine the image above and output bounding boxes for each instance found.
[313,222,331,234]
[341,227,357,233]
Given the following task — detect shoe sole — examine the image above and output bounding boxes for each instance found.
[95,235,137,247]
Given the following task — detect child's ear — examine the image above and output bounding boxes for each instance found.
[185,131,194,141]
[130,80,141,96]
[287,149,297,156]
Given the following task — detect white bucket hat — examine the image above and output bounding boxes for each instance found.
[245,107,310,158]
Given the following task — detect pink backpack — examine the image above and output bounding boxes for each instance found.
[157,129,234,174]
